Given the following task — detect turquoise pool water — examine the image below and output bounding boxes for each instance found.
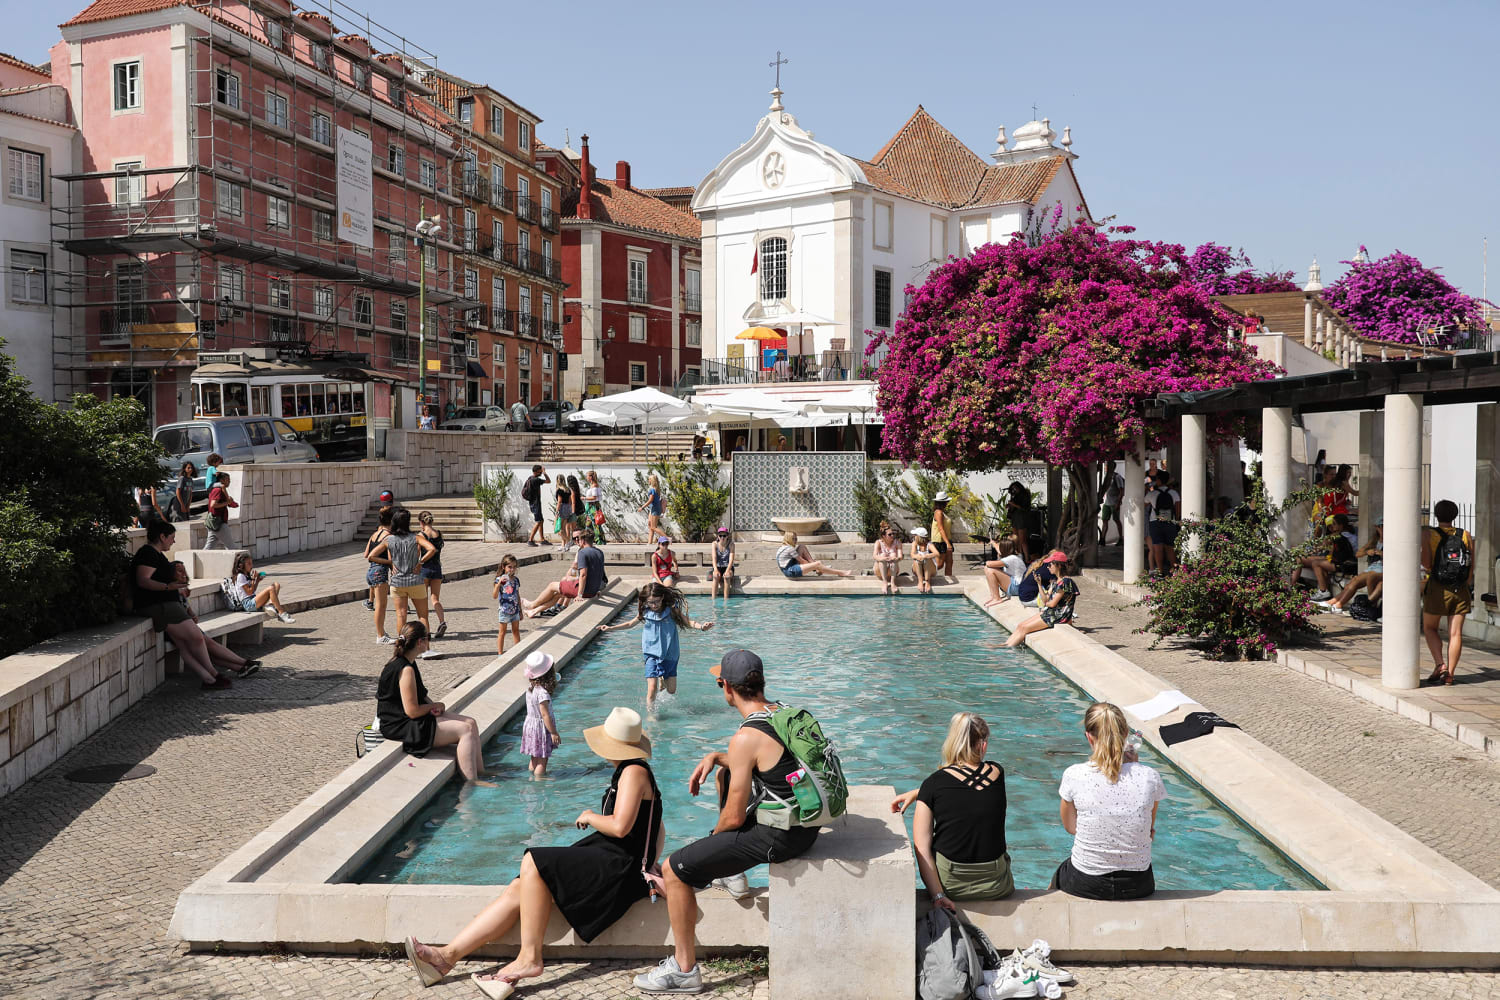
[357,596,1319,891]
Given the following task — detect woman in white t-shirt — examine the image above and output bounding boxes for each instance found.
[232,553,295,623]
[1052,702,1165,900]
[982,536,1027,607]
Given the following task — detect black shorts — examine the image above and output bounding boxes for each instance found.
[933,541,949,555]
[1148,521,1179,545]
[530,501,544,524]
[1050,857,1154,900]
[669,815,819,888]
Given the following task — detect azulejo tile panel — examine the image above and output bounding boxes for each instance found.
[731,452,866,533]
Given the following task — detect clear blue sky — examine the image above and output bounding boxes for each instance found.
[18,0,1498,297]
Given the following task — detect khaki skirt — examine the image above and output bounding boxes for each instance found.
[936,851,1014,901]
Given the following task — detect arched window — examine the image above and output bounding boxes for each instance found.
[759,237,787,303]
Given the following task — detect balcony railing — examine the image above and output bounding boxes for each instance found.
[690,352,858,387]
[628,282,649,305]
[542,319,562,342]
[490,186,513,212]
[540,206,559,232]
[515,195,538,224]
[460,171,488,201]
[683,292,702,312]
[516,313,539,338]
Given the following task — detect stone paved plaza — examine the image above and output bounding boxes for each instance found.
[4,553,1500,998]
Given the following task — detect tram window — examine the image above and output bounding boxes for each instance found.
[352,386,364,413]
[310,384,326,415]
[224,382,248,416]
[201,383,222,416]
[250,386,271,415]
[192,383,202,417]
[281,389,297,418]
[296,383,311,416]
[339,383,353,413]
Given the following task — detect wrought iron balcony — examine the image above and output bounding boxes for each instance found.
[691,351,857,386]
[515,195,538,224]
[628,281,649,305]
[542,319,562,342]
[540,206,559,232]
[516,312,539,338]
[490,186,513,212]
[460,170,488,201]
[683,292,702,312]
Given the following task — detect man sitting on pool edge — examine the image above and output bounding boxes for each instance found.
[633,650,821,995]
[525,528,605,618]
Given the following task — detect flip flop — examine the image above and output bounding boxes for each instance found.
[405,936,445,988]
[471,973,517,999]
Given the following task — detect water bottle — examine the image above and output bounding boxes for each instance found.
[257,570,267,579]
[1125,730,1144,757]
[785,767,821,815]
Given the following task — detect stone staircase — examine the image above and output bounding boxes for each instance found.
[355,495,485,541]
[526,432,701,464]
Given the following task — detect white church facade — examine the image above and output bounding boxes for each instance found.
[690,90,1091,371]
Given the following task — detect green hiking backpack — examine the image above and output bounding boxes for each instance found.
[752,706,849,829]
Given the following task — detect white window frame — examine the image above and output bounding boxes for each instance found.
[310,42,329,72]
[215,178,243,217]
[268,275,291,309]
[685,320,701,347]
[112,60,142,112]
[419,158,436,188]
[629,362,646,385]
[265,90,289,129]
[313,209,333,241]
[518,120,531,151]
[388,144,405,175]
[518,284,532,329]
[873,267,893,329]
[310,111,332,146]
[758,236,787,302]
[350,64,368,92]
[493,341,505,364]
[265,20,286,52]
[6,147,44,203]
[313,284,333,318]
[353,294,373,326]
[390,298,406,330]
[464,267,479,300]
[490,104,503,136]
[542,350,552,371]
[457,97,473,125]
[628,255,648,303]
[220,264,245,302]
[214,68,241,109]
[628,313,646,343]
[466,338,478,359]
[114,160,144,205]
[519,346,532,368]
[8,249,47,305]
[266,194,291,230]
[491,276,506,327]
[463,208,477,251]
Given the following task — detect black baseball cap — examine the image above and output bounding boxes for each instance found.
[710,649,763,686]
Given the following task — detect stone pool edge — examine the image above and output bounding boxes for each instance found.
[168,579,1500,969]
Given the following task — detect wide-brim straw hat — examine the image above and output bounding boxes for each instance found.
[583,707,652,761]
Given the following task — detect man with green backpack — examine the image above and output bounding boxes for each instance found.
[635,649,848,995]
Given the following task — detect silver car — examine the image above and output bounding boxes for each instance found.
[152,416,319,503]
[440,406,510,432]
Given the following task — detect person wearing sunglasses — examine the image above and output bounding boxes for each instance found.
[525,529,606,618]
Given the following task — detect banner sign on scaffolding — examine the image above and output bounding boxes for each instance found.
[336,127,373,249]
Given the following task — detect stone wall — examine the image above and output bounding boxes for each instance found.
[1,619,161,798]
[223,432,538,559]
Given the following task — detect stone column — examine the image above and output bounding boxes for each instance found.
[1122,433,1147,581]
[1180,414,1207,557]
[1304,296,1315,348]
[1314,308,1326,355]
[1262,406,1293,544]
[1382,393,1423,690]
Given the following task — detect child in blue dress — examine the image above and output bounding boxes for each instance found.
[493,555,522,654]
[598,582,713,706]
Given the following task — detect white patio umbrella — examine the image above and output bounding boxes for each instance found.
[576,386,697,460]
[693,389,804,451]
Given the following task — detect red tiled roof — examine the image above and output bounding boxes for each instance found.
[0,51,49,77]
[564,179,700,242]
[0,105,76,128]
[61,0,190,27]
[863,105,1068,209]
[638,185,695,199]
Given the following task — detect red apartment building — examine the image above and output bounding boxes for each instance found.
[538,136,701,403]
[425,72,563,410]
[48,0,494,428]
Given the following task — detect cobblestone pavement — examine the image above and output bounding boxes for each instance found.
[3,562,1500,998]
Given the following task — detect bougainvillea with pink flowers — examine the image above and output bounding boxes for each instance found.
[869,223,1278,561]
[1183,243,1298,296]
[1321,248,1489,346]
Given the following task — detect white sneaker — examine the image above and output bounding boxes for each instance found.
[711,873,751,899]
[376,634,395,645]
[632,956,704,994]
[1016,943,1074,984]
[1310,589,1333,602]
[977,968,1039,999]
[278,612,296,623]
[420,648,440,659]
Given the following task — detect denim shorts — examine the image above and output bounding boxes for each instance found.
[366,564,388,587]
[239,595,259,613]
[643,654,678,679]
[780,563,803,579]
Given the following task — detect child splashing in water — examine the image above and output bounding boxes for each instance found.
[598,582,713,707]
[521,651,562,779]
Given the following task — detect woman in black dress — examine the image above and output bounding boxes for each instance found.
[405,707,663,994]
[375,622,488,782]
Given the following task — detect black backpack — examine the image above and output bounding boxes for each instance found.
[1154,489,1175,517]
[1348,594,1381,622]
[1432,527,1471,586]
[521,476,536,503]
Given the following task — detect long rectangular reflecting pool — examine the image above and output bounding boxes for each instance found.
[357,595,1320,891]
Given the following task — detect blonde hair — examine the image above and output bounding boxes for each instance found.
[940,712,989,767]
[648,473,660,488]
[782,531,797,545]
[1084,702,1129,783]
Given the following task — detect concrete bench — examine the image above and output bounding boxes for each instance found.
[769,785,914,1000]
[159,610,265,674]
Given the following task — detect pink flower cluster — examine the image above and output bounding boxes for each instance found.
[1183,243,1298,296]
[869,224,1279,470]
[1322,248,1491,346]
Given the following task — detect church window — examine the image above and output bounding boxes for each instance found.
[873,201,893,250]
[873,269,892,328]
[759,236,787,303]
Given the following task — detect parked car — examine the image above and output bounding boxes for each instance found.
[568,410,613,435]
[440,406,510,432]
[527,398,575,432]
[151,416,319,507]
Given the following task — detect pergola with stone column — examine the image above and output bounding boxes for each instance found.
[1142,351,1500,691]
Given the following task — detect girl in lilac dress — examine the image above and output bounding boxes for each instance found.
[521,651,561,778]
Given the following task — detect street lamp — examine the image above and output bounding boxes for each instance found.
[413,211,444,405]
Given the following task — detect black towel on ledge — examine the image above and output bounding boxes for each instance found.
[1158,711,1241,747]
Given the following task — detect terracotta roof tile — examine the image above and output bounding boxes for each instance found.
[638,185,695,199]
[861,105,1069,210]
[0,51,49,77]
[61,0,191,27]
[564,179,700,241]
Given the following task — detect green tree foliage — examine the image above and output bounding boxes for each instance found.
[0,343,165,657]
[473,466,522,541]
[1137,479,1323,660]
[651,458,731,542]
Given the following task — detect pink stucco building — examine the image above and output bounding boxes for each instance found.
[50,0,481,426]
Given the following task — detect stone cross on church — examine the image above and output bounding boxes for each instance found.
[768,51,788,111]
